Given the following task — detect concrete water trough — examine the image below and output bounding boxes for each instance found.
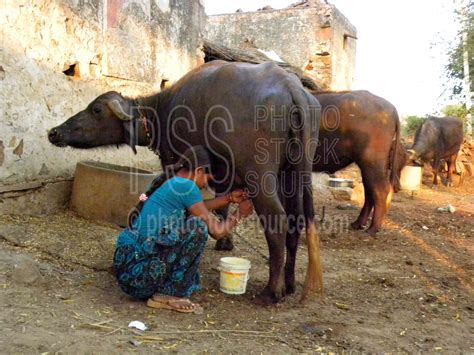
[70,161,158,226]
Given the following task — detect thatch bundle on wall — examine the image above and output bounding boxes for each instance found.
[202,40,321,90]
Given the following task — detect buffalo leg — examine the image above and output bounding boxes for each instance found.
[366,169,392,236]
[351,170,374,230]
[281,174,302,295]
[432,158,441,185]
[445,153,457,187]
[284,215,300,295]
[251,179,288,303]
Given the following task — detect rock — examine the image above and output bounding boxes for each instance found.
[300,323,327,336]
[463,162,472,176]
[129,340,142,347]
[0,224,29,246]
[11,255,44,286]
[437,205,456,213]
[329,186,353,201]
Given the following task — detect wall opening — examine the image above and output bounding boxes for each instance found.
[63,62,80,78]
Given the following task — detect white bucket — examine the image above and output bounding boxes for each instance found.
[400,166,422,191]
[218,257,251,295]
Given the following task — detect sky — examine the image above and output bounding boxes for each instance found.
[203,0,461,116]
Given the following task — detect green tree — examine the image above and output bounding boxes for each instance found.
[445,1,474,96]
[441,103,473,132]
[403,115,426,136]
[441,103,468,119]
[445,1,473,139]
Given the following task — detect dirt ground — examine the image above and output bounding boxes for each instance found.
[0,163,473,353]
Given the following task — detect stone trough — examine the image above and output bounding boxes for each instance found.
[70,161,158,226]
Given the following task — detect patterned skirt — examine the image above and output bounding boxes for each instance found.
[113,211,209,300]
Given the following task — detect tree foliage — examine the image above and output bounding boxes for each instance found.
[441,103,468,119]
[441,103,473,132]
[403,115,426,136]
[445,2,474,96]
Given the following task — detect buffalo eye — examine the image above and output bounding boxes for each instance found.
[92,106,103,117]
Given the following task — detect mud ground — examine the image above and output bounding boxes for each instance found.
[0,165,473,353]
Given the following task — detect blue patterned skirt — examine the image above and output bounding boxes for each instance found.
[113,210,209,300]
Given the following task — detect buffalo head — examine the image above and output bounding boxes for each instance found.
[406,148,424,166]
[407,148,417,161]
[48,91,142,152]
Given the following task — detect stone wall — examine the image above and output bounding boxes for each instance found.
[205,2,356,90]
[0,0,206,215]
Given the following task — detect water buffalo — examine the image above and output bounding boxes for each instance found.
[312,90,406,236]
[408,116,464,186]
[215,90,407,250]
[48,60,322,303]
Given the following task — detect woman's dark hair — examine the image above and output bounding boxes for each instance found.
[128,145,211,228]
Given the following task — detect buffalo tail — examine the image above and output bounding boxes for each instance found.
[288,84,324,301]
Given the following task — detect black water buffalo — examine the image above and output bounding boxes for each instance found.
[408,116,464,186]
[48,60,322,303]
[215,90,407,250]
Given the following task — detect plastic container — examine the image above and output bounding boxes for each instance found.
[218,257,251,295]
[400,166,422,191]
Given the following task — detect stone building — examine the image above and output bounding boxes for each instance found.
[0,0,205,214]
[206,0,357,91]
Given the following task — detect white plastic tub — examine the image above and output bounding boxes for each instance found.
[218,257,251,295]
[400,166,422,191]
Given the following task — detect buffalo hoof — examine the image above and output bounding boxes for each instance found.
[214,236,234,251]
[286,283,296,295]
[365,227,378,237]
[350,221,365,230]
[258,286,285,305]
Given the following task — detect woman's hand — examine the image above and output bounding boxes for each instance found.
[229,189,249,204]
[238,200,253,218]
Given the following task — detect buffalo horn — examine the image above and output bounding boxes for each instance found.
[108,99,133,121]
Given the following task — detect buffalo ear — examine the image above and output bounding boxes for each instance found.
[108,99,133,121]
